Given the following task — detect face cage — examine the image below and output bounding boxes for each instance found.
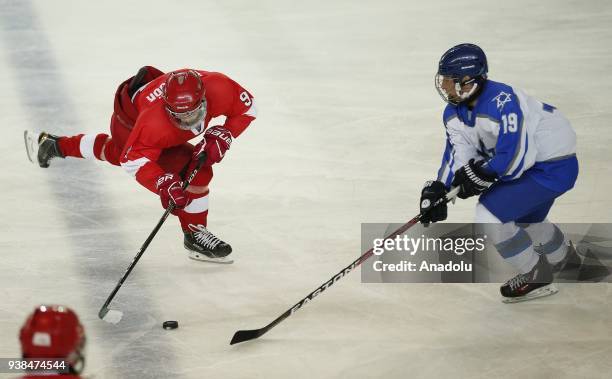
[167,100,207,130]
[68,335,87,375]
[435,73,479,105]
[22,335,86,375]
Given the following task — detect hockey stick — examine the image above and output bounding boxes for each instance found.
[230,186,460,344]
[98,152,207,324]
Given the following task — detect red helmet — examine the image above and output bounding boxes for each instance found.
[19,305,86,374]
[162,69,207,130]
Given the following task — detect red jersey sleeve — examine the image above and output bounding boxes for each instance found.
[201,72,256,137]
[119,113,170,193]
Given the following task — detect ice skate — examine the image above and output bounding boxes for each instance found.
[24,130,65,168]
[575,244,611,282]
[552,241,582,280]
[501,255,558,303]
[184,224,233,264]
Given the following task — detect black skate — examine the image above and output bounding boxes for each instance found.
[184,224,233,264]
[552,241,582,280]
[501,255,558,303]
[24,131,65,168]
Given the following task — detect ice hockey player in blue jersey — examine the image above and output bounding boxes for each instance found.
[420,43,581,302]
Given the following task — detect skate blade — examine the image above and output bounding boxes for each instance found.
[502,285,559,304]
[24,130,40,165]
[187,250,234,264]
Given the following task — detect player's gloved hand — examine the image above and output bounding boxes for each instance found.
[193,125,233,166]
[156,173,191,212]
[420,180,448,225]
[451,159,497,199]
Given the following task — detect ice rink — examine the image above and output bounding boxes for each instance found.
[1,0,611,378]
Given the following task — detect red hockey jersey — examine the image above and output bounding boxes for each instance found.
[120,70,256,192]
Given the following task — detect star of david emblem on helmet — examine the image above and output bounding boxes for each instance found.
[492,91,512,110]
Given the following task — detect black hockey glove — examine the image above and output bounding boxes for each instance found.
[451,159,497,199]
[420,180,448,225]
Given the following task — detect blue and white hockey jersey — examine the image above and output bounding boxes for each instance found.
[437,80,577,192]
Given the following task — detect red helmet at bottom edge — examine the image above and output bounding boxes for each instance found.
[19,305,86,375]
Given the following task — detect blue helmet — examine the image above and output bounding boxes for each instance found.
[435,43,488,104]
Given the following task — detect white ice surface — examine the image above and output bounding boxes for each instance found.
[1,1,611,378]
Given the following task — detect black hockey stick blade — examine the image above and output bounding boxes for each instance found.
[230,328,267,345]
[98,307,109,320]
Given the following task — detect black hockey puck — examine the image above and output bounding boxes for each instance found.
[163,320,179,330]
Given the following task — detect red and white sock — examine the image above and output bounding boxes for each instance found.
[178,191,210,231]
[58,133,110,160]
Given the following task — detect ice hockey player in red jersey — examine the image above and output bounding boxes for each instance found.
[18,305,86,378]
[25,67,256,263]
